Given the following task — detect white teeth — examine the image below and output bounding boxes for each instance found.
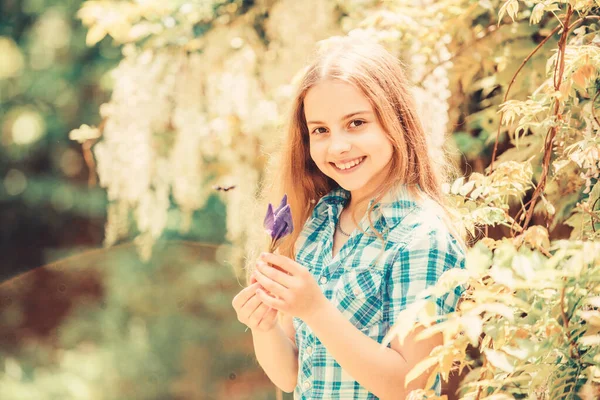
[334,157,365,170]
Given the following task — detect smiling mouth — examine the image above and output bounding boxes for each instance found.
[330,156,366,172]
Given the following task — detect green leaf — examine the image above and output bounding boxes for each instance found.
[498,0,519,22]
[381,300,426,347]
[529,3,545,25]
[483,394,517,400]
[460,180,476,197]
[451,177,465,195]
[579,335,600,346]
[483,348,515,373]
[420,268,470,298]
[461,315,483,346]
[489,265,517,289]
[585,296,600,308]
[472,303,515,321]
[417,300,438,326]
[466,243,493,275]
[502,345,529,360]
[404,356,439,388]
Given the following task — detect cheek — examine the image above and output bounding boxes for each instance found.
[370,137,394,167]
[383,142,394,162]
[378,134,394,159]
[309,146,333,176]
[309,144,323,165]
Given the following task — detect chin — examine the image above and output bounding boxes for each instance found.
[337,181,367,192]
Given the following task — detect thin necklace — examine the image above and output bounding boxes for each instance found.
[336,212,352,237]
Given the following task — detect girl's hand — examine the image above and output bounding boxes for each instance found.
[253,252,327,321]
[232,282,279,332]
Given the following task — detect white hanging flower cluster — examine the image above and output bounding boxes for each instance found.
[170,52,211,231]
[72,16,293,264]
[409,35,453,173]
[87,45,203,259]
[203,42,270,253]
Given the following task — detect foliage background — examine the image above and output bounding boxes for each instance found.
[1,0,599,399]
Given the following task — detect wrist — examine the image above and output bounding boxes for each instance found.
[250,323,280,336]
[303,296,332,327]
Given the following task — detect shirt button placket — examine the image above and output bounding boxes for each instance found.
[302,340,314,396]
[319,276,328,284]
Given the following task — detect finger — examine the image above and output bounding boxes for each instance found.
[257,308,278,331]
[248,303,271,326]
[260,252,302,276]
[256,260,295,288]
[239,293,263,319]
[254,267,288,299]
[232,282,261,309]
[256,288,287,312]
[246,281,261,291]
[249,274,258,285]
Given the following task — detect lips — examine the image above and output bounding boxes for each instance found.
[330,156,366,172]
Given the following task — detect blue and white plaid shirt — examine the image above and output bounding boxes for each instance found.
[291,184,465,399]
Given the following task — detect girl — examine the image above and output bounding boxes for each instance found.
[232,36,466,400]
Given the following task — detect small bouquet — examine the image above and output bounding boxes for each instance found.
[264,194,294,253]
[250,194,293,284]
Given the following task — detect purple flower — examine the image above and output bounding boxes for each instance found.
[264,194,294,251]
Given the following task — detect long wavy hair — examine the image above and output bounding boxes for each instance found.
[244,36,463,284]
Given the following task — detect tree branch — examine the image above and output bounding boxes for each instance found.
[522,5,575,231]
[489,24,561,172]
[592,90,600,129]
[490,14,600,173]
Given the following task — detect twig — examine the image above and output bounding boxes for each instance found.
[81,118,105,187]
[512,196,534,237]
[522,5,574,230]
[560,280,580,361]
[474,357,488,400]
[592,90,600,129]
[82,139,98,186]
[588,197,600,233]
[490,15,600,173]
[489,24,561,172]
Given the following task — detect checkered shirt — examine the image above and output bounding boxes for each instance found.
[291,184,466,399]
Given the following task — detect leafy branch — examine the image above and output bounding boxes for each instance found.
[489,7,600,233]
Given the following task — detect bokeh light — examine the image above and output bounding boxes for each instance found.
[4,169,27,196]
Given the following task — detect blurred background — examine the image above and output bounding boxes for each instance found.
[1,0,263,398]
[1,0,599,399]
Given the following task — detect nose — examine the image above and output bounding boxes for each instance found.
[328,131,352,155]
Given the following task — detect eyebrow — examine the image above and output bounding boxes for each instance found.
[307,111,371,126]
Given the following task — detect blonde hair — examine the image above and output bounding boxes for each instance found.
[244,36,464,285]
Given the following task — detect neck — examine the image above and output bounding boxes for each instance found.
[344,197,369,221]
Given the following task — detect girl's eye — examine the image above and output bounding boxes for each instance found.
[349,119,366,129]
[311,127,328,135]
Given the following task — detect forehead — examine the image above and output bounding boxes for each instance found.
[304,80,373,121]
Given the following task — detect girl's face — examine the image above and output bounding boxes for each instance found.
[304,80,394,203]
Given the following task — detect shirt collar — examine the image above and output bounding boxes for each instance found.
[312,183,421,229]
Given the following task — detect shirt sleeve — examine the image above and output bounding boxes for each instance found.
[383,221,466,328]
